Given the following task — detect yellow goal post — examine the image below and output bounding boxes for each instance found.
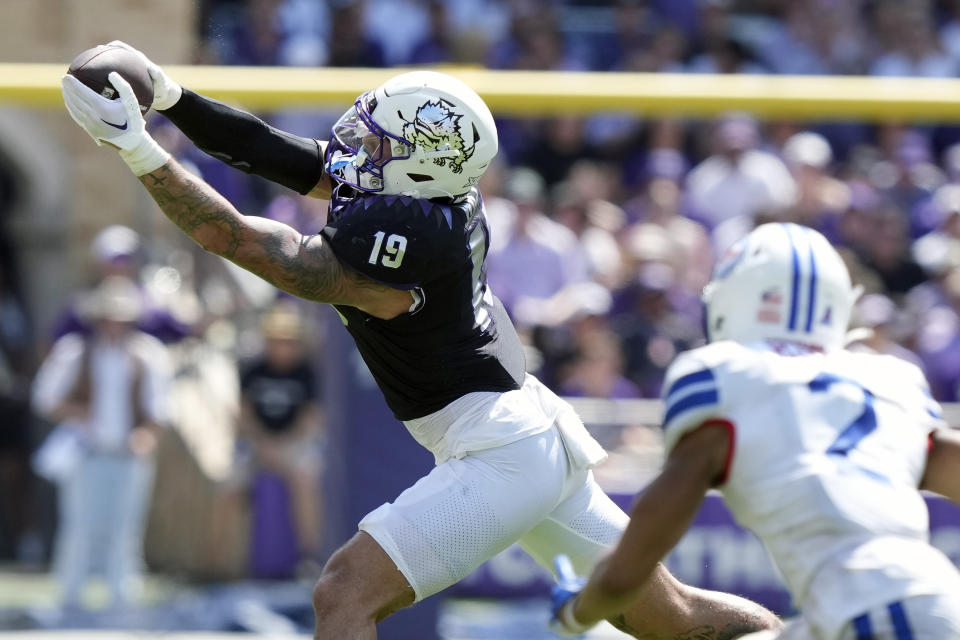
[4,63,960,121]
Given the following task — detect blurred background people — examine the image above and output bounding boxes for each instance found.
[780,131,849,241]
[50,225,191,345]
[869,1,956,78]
[238,301,324,578]
[486,167,589,329]
[847,292,925,369]
[31,277,171,611]
[686,114,797,249]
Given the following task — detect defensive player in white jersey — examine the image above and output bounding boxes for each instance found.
[552,223,960,640]
[60,43,781,639]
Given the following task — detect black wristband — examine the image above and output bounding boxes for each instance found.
[161,88,325,195]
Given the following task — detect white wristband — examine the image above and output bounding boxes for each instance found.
[119,134,171,176]
[559,600,593,636]
[152,77,183,112]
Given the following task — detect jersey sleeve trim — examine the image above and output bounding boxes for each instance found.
[663,368,718,427]
[664,389,719,426]
[664,368,715,399]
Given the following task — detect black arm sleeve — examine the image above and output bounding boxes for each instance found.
[160,89,326,195]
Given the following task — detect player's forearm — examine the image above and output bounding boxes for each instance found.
[573,422,735,631]
[572,464,711,627]
[161,88,327,195]
[140,160,254,258]
[573,423,779,638]
[602,565,779,640]
[672,584,782,640]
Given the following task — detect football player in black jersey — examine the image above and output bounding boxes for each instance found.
[61,42,781,640]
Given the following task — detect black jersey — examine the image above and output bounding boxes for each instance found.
[320,187,525,420]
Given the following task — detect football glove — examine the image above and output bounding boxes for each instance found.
[107,40,183,111]
[549,555,594,638]
[61,71,170,176]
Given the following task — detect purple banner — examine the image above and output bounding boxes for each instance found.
[450,494,960,615]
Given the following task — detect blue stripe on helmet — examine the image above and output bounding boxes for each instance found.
[805,230,818,333]
[783,225,800,332]
[888,602,914,640]
[853,613,874,640]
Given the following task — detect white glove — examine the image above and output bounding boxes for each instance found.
[61,71,170,176]
[107,40,183,111]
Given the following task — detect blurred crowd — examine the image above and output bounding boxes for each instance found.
[0,222,327,607]
[186,0,960,404]
[195,0,960,78]
[3,0,960,605]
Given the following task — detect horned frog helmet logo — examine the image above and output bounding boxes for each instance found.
[401,99,476,174]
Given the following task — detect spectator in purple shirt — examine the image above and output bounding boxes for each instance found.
[486,168,590,328]
[50,226,190,344]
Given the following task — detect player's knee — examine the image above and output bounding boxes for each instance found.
[312,549,358,618]
[310,577,337,623]
[313,533,416,627]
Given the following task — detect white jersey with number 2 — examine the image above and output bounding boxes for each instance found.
[661,340,960,639]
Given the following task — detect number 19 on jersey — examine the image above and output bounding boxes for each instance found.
[369,231,407,269]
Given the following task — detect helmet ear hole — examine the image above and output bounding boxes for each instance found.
[406,173,434,183]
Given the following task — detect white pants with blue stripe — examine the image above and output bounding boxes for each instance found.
[741,594,960,640]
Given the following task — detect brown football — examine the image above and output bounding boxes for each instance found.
[67,44,153,113]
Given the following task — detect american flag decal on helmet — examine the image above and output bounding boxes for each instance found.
[758,287,783,324]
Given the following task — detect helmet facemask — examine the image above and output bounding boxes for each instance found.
[325,92,412,195]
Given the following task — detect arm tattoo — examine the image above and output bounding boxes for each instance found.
[138,161,385,304]
[609,616,760,640]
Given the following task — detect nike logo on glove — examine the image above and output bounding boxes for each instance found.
[100,118,128,131]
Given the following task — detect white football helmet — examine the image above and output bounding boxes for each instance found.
[702,223,862,351]
[325,70,498,200]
